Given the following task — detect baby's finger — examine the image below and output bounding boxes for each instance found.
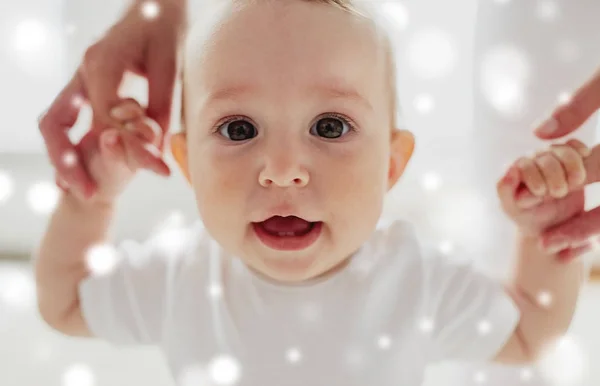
[516,157,547,196]
[99,129,126,161]
[534,152,568,198]
[119,131,171,176]
[549,145,586,189]
[109,98,145,122]
[123,117,162,144]
[565,139,591,158]
[497,165,522,207]
[514,185,544,209]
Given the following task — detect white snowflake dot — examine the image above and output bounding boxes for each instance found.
[556,40,581,63]
[422,172,442,192]
[178,364,209,386]
[520,367,534,381]
[418,318,434,333]
[65,23,76,35]
[141,1,161,20]
[377,334,392,350]
[407,27,457,79]
[27,181,59,214]
[538,336,588,385]
[558,92,572,105]
[71,95,85,108]
[86,244,120,277]
[439,240,454,255]
[13,19,48,53]
[414,93,435,114]
[477,320,492,335]
[0,170,14,204]
[208,355,241,385]
[536,1,559,22]
[480,45,531,117]
[286,347,302,364]
[208,283,223,299]
[1,271,35,309]
[140,1,160,19]
[381,2,409,30]
[473,370,487,384]
[62,150,78,168]
[62,363,95,386]
[537,291,553,308]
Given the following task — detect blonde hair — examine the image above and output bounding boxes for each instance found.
[180,0,400,131]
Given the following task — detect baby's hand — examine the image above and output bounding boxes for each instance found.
[497,139,590,245]
[57,99,164,205]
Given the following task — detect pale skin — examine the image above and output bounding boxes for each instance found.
[35,0,593,365]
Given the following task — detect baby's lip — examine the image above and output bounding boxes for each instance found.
[254,214,319,224]
[252,212,321,224]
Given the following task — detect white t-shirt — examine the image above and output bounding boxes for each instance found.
[79,220,520,386]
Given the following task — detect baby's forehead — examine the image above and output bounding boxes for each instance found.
[183,0,401,125]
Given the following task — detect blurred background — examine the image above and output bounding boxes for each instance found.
[0,0,599,385]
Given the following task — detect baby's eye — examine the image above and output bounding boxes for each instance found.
[310,117,351,139]
[219,120,257,141]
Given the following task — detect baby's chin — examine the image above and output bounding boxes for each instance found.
[241,249,348,284]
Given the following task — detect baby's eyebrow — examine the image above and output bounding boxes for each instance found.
[203,80,373,112]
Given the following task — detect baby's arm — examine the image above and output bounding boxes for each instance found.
[494,140,590,363]
[35,190,115,336]
[35,100,161,337]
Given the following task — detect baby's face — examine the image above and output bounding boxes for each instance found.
[181,0,404,282]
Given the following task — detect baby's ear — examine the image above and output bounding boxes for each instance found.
[388,129,415,190]
[170,132,191,183]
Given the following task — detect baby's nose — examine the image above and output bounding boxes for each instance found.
[258,151,309,188]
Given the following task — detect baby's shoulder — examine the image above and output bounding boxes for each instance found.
[366,219,423,259]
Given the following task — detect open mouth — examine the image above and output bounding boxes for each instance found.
[252,216,323,251]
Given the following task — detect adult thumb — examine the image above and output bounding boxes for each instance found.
[81,45,127,130]
[146,41,178,146]
[583,143,600,185]
[534,68,600,140]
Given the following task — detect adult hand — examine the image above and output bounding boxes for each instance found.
[533,68,600,249]
[540,144,600,251]
[38,0,187,198]
[534,67,600,140]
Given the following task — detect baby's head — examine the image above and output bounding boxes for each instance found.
[170,0,414,283]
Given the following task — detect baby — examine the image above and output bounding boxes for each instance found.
[35,1,592,385]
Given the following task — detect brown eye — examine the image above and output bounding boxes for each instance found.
[311,117,350,139]
[220,120,257,141]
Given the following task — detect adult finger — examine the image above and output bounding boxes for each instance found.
[534,68,600,139]
[38,73,96,197]
[81,43,127,130]
[120,131,171,176]
[557,243,593,264]
[146,39,178,148]
[541,206,600,249]
[582,143,600,184]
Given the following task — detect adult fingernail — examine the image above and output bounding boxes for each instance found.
[581,147,592,157]
[546,242,569,254]
[541,235,566,251]
[534,117,558,136]
[110,105,135,120]
[143,143,162,158]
